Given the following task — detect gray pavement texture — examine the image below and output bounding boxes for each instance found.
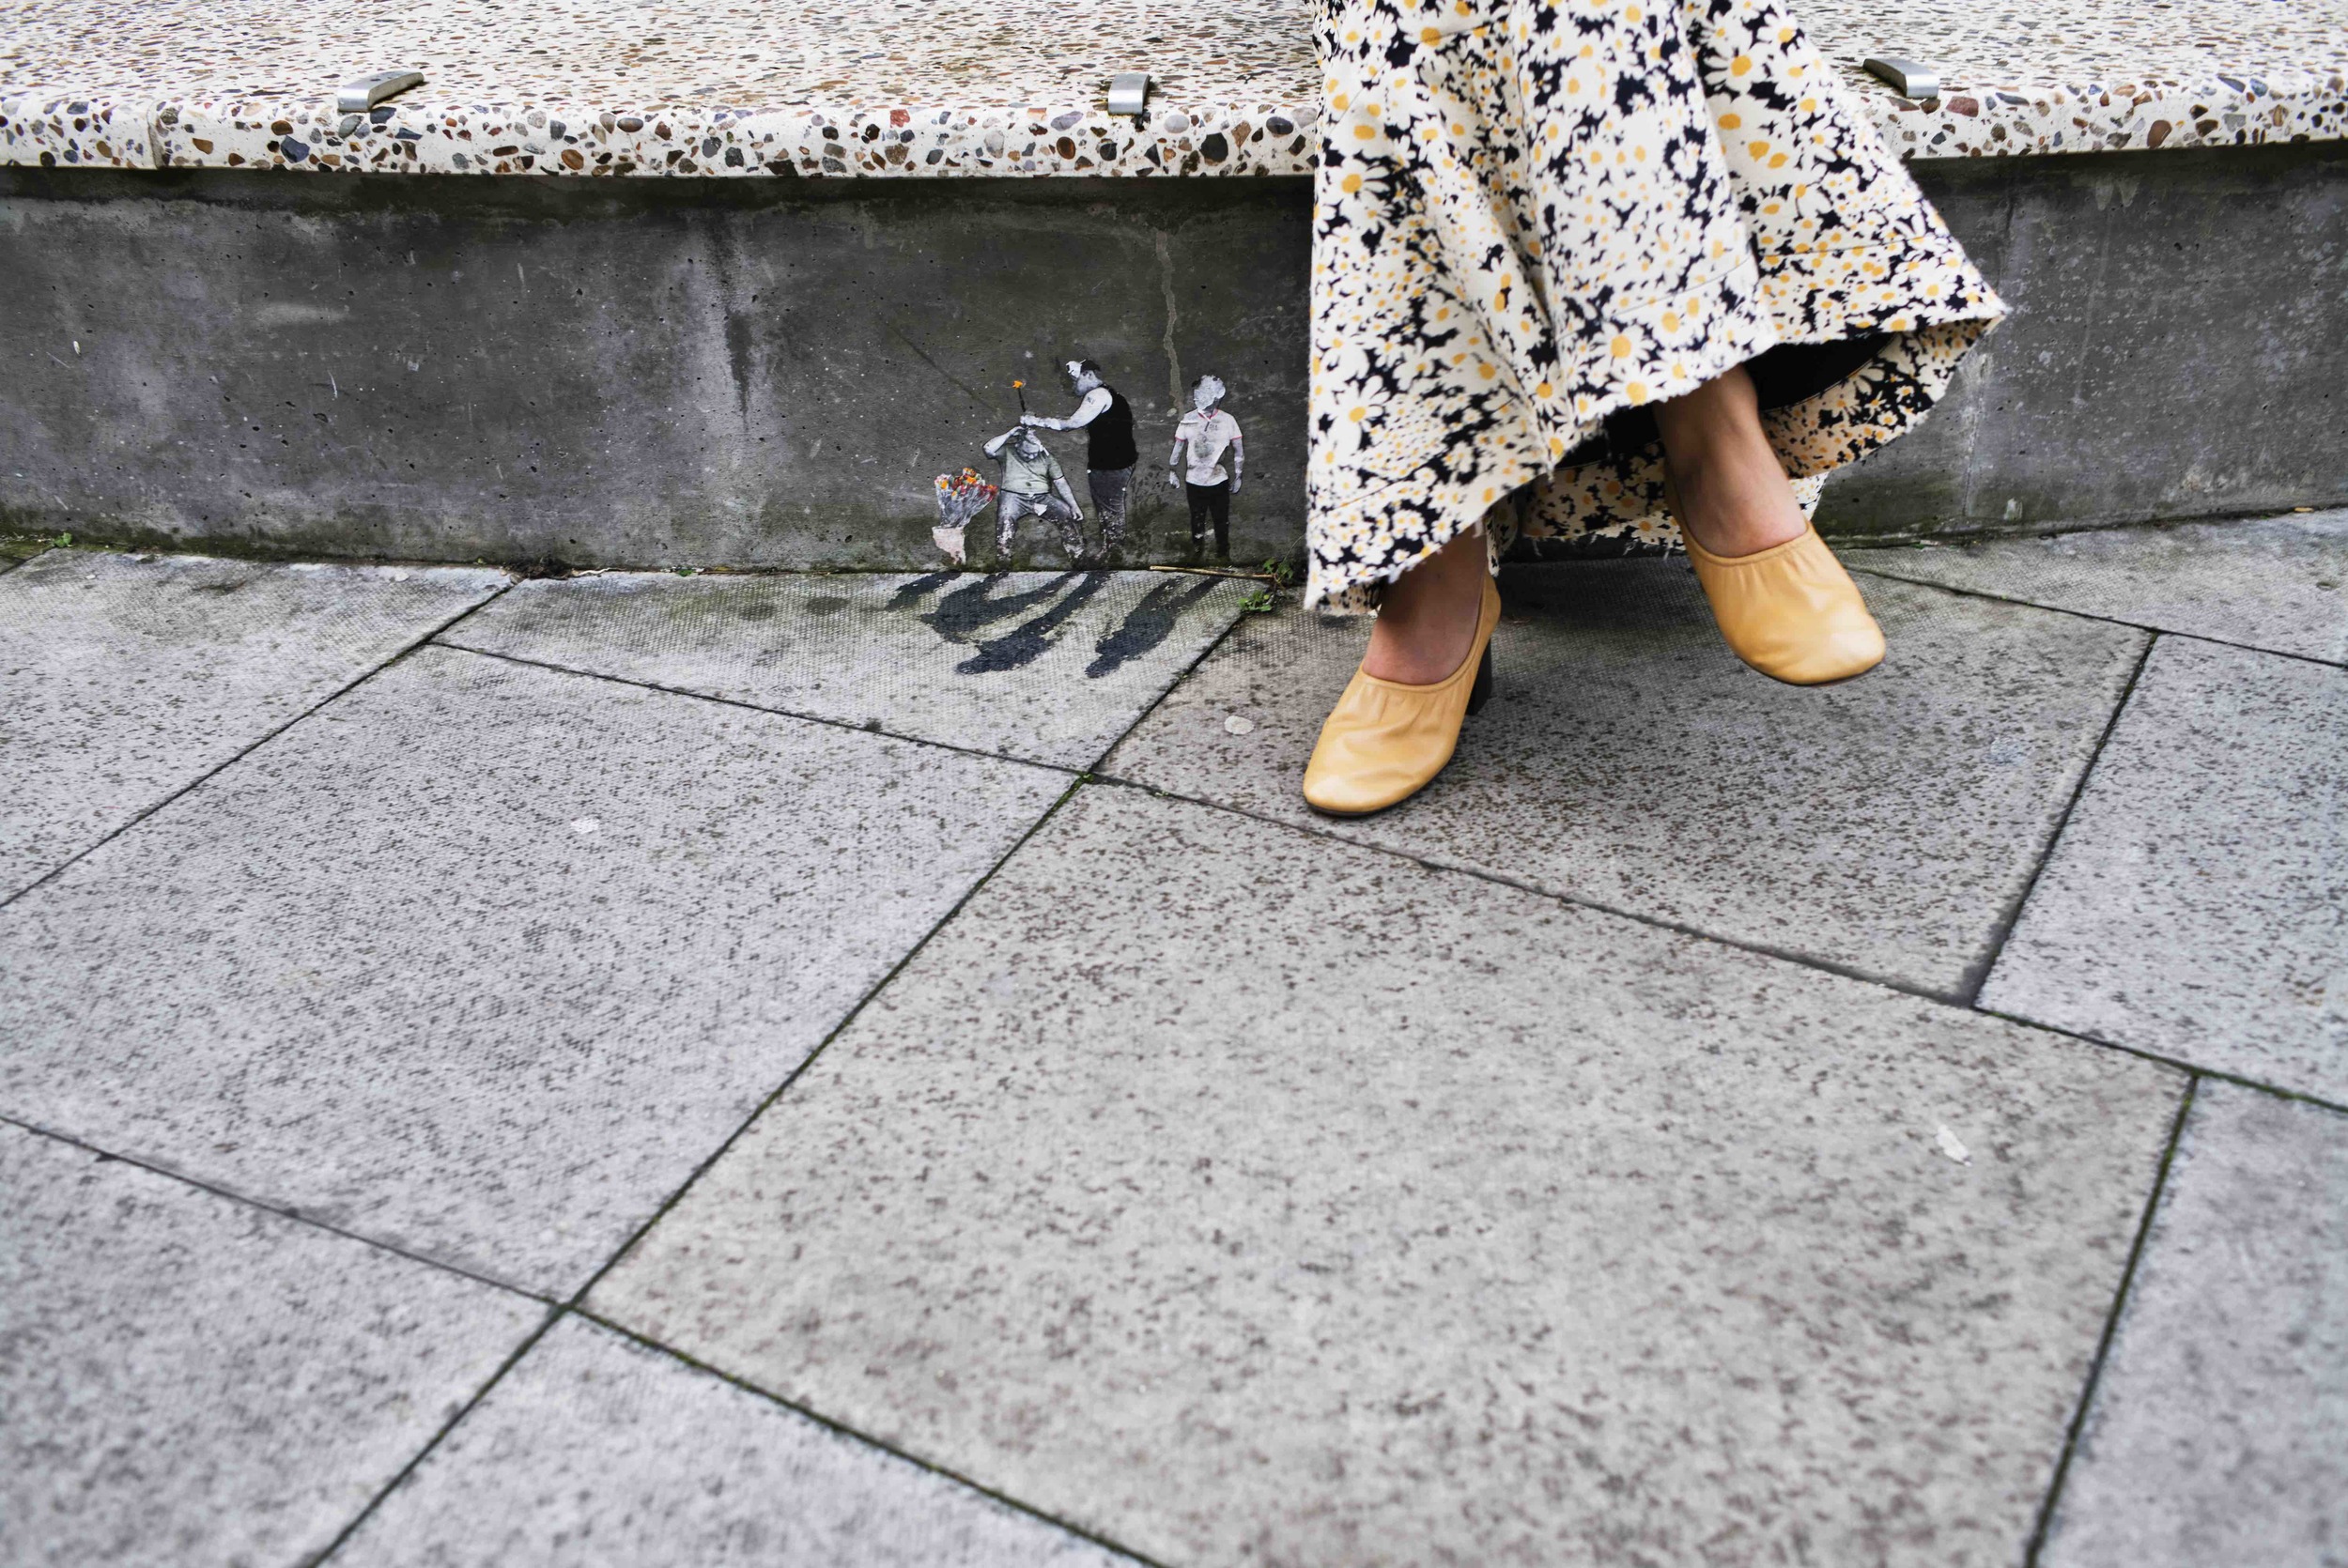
[338,1316,1135,1568]
[0,1123,544,1568]
[0,549,505,899]
[441,569,1250,769]
[3,518,2341,1565]
[1103,561,2145,998]
[594,785,2182,1568]
[0,644,1067,1295]
[2041,1084,2348,1568]
[1846,509,2348,664]
[1981,637,2348,1102]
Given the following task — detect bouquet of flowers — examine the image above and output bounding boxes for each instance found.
[932,467,996,564]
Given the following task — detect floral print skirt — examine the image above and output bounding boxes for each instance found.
[1305,0,2008,612]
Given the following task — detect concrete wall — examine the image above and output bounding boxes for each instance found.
[0,172,1312,568]
[1829,144,2348,534]
[2,144,2341,568]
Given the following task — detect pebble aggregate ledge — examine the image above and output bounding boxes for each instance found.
[2,0,2344,178]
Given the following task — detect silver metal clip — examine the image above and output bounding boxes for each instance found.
[1861,57,1940,100]
[1107,72,1151,117]
[337,70,426,114]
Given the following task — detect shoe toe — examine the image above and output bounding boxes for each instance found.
[1302,746,1417,816]
[1773,619,1886,684]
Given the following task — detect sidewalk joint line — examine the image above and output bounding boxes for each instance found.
[1955,629,2157,1007]
[561,772,1086,1310]
[0,575,517,913]
[574,1310,1168,1568]
[310,1306,566,1564]
[1092,773,2348,1105]
[309,775,1101,1563]
[435,641,1088,777]
[1084,771,1967,1007]
[1846,565,2348,671]
[1964,1009,2348,1116]
[1083,592,1258,774]
[2022,1073,2198,1567]
[0,1113,558,1305]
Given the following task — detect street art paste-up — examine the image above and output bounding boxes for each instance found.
[1022,359,1141,560]
[1169,374,1243,562]
[980,423,1087,562]
[932,467,998,564]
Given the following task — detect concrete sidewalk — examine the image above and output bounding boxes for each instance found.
[3,515,2344,1566]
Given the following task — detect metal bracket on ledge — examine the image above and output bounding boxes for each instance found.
[1861,57,1941,100]
[1107,72,1151,117]
[337,70,426,114]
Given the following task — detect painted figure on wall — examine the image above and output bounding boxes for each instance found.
[1169,374,1243,562]
[1022,359,1140,558]
[981,424,1087,561]
[931,467,998,564]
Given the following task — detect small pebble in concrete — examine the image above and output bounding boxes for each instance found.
[4,0,2340,177]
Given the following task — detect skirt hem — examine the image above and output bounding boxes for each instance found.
[1305,243,2004,615]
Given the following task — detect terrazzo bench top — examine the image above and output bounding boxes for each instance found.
[4,0,2343,178]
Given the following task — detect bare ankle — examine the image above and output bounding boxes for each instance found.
[1657,363,1806,559]
[1362,539,1488,684]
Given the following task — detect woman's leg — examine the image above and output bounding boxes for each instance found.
[1304,516,1501,816]
[1653,361,1886,684]
[1361,524,1490,684]
[1651,363,1807,559]
[1360,359,1809,682]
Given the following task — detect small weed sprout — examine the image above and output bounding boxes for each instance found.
[1239,587,1276,614]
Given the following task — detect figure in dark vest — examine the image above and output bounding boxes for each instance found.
[1022,358,1139,559]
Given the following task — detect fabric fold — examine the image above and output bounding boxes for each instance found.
[1306,0,2006,612]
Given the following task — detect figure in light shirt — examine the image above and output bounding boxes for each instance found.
[1168,375,1243,562]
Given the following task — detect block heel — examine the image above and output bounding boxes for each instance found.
[1301,576,1504,817]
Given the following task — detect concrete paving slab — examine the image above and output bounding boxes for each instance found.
[592,785,2183,1568]
[1981,638,2348,1102]
[1846,511,2348,665]
[0,1123,543,1568]
[339,1314,1135,1567]
[0,549,506,899]
[2041,1084,2348,1568]
[0,647,1067,1295]
[440,570,1251,769]
[1103,562,2146,998]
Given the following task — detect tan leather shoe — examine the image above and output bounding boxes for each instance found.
[1302,576,1502,817]
[1684,525,1886,685]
